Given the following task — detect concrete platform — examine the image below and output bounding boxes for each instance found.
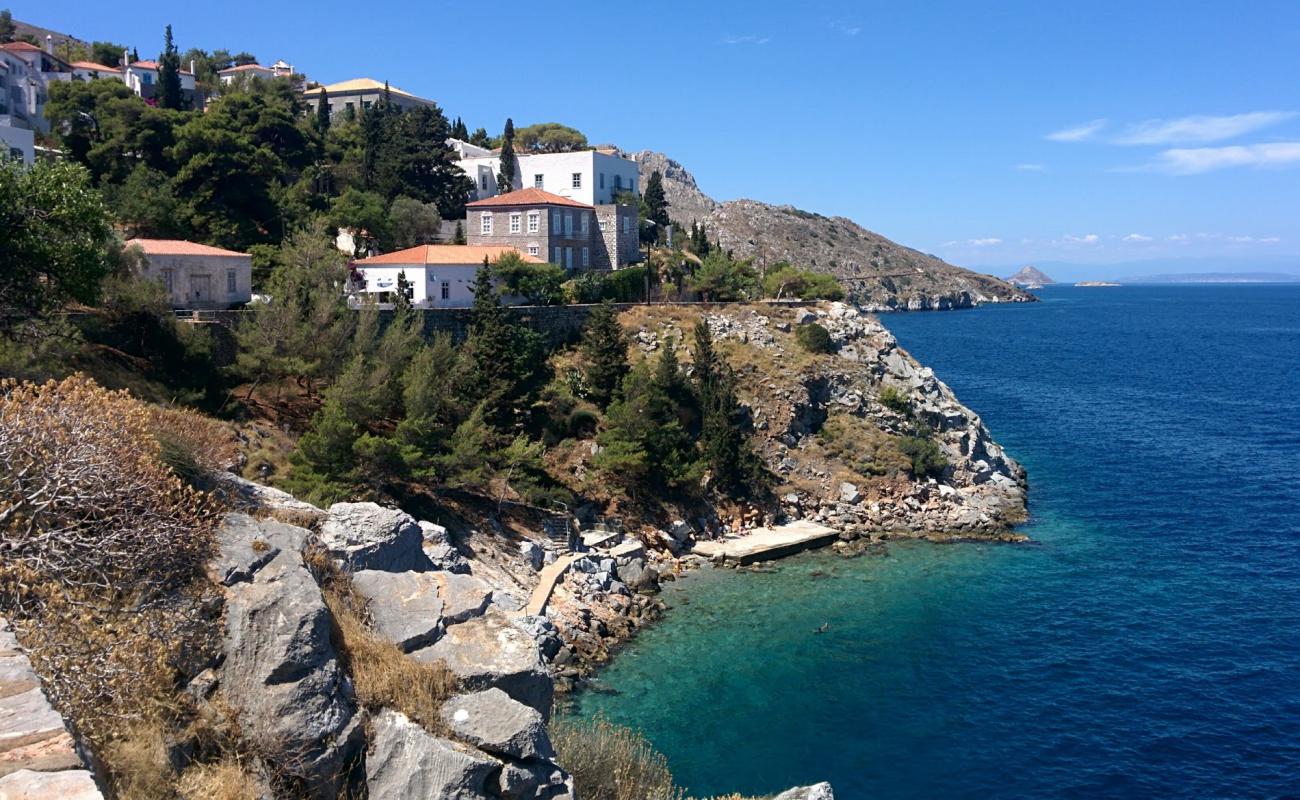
[692,520,839,565]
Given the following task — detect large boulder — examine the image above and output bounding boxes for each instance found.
[411,613,553,718]
[221,522,362,798]
[321,503,431,573]
[774,783,835,800]
[496,760,575,800]
[617,557,659,592]
[441,688,554,761]
[421,521,470,574]
[0,769,102,799]
[365,710,498,800]
[350,571,445,653]
[211,514,308,587]
[438,573,494,625]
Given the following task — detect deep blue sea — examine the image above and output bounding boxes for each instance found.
[574,285,1300,799]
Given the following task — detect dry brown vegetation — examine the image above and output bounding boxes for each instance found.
[147,404,241,482]
[552,714,684,800]
[815,412,912,481]
[176,758,263,800]
[310,548,459,735]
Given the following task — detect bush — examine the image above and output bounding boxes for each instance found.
[551,715,683,800]
[795,322,834,354]
[0,375,219,603]
[877,384,912,416]
[898,429,948,478]
[493,252,566,305]
[761,264,845,300]
[148,405,240,482]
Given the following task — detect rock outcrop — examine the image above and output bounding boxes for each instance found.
[320,502,432,573]
[365,709,499,800]
[628,150,1035,311]
[1005,265,1056,289]
[441,688,554,761]
[413,613,554,719]
[774,783,836,800]
[218,515,363,798]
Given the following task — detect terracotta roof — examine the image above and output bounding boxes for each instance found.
[72,61,120,72]
[0,42,42,52]
[466,188,593,210]
[352,245,542,266]
[218,63,272,74]
[301,78,428,102]
[127,60,193,75]
[126,239,249,257]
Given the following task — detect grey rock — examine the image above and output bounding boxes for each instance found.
[212,513,308,586]
[351,571,445,652]
[441,688,554,760]
[839,482,861,504]
[795,309,818,325]
[439,573,494,625]
[421,521,470,574]
[0,769,103,799]
[411,613,553,718]
[205,473,326,522]
[774,783,835,800]
[520,541,544,572]
[516,615,563,662]
[667,520,693,543]
[366,710,498,800]
[496,760,575,800]
[221,533,361,798]
[320,502,431,573]
[617,558,659,592]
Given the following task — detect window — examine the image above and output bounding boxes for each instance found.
[551,212,561,234]
[622,216,631,234]
[142,72,153,85]
[552,246,561,264]
[598,216,608,232]
[528,245,539,256]
[441,281,450,300]
[161,269,174,292]
[533,174,544,188]
[480,175,487,191]
[580,212,589,235]
[509,212,521,233]
[582,247,589,268]
[227,269,236,294]
[614,175,622,190]
[572,172,582,189]
[565,247,574,270]
[481,213,493,235]
[599,173,605,189]
[527,211,540,233]
[564,212,573,236]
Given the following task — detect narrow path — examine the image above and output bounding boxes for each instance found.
[525,553,582,617]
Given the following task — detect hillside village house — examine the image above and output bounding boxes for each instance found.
[0,39,72,133]
[0,59,34,162]
[456,144,640,206]
[301,78,437,122]
[122,59,197,106]
[126,239,253,309]
[218,60,294,84]
[350,245,541,308]
[466,188,640,270]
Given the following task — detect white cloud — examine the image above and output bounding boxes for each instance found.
[1063,234,1100,245]
[1167,234,1189,242]
[1144,142,1300,174]
[1113,112,1296,146]
[1046,119,1107,142]
[1123,233,1153,242]
[1014,163,1045,171]
[969,238,1003,247]
[829,20,861,35]
[1226,235,1282,244]
[722,34,770,45]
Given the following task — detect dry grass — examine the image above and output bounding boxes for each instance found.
[98,720,175,800]
[311,550,459,735]
[176,758,263,800]
[551,715,684,800]
[147,404,240,481]
[816,412,911,481]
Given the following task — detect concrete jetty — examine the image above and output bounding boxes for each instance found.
[692,520,839,565]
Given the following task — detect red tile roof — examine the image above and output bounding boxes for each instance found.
[218,63,272,74]
[466,188,593,210]
[0,42,42,52]
[352,245,542,266]
[127,60,193,75]
[72,61,120,72]
[126,239,249,258]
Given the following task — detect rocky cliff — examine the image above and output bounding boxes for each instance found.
[630,151,1036,311]
[1005,265,1056,289]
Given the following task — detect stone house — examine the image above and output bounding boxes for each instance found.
[465,188,640,271]
[301,78,437,122]
[350,244,542,308]
[457,147,640,206]
[126,239,253,309]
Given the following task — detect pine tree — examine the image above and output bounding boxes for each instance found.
[464,260,525,428]
[453,220,466,244]
[644,170,670,229]
[451,117,469,140]
[382,80,393,113]
[580,301,629,408]
[157,25,184,110]
[496,118,516,193]
[316,86,331,133]
[693,319,763,495]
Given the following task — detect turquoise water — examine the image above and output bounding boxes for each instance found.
[574,285,1300,798]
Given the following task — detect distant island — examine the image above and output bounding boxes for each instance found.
[1006,266,1057,289]
[1075,281,1122,287]
[1127,272,1300,284]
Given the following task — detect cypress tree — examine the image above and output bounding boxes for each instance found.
[316,86,331,133]
[580,301,630,408]
[465,259,521,427]
[693,319,763,495]
[644,170,670,228]
[157,25,184,110]
[395,269,413,313]
[453,221,466,245]
[496,118,516,193]
[452,117,469,140]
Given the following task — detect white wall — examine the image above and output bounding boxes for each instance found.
[353,265,481,308]
[455,150,641,205]
[0,124,34,165]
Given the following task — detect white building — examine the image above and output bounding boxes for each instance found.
[0,40,73,133]
[217,63,276,84]
[350,244,541,308]
[122,60,197,106]
[126,239,253,309]
[302,78,438,122]
[457,147,640,206]
[70,60,122,81]
[0,120,33,164]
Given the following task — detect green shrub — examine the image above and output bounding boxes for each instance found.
[898,431,948,478]
[877,385,912,416]
[761,264,845,300]
[795,322,834,354]
[567,407,599,437]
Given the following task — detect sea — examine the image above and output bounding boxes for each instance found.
[572,285,1300,799]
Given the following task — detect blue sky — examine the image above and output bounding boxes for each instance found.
[19,0,1300,276]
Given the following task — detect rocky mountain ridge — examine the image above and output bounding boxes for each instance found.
[1005,265,1056,288]
[630,151,1036,311]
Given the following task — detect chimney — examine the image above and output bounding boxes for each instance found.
[189,59,195,75]
[45,35,53,55]
[123,48,129,67]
